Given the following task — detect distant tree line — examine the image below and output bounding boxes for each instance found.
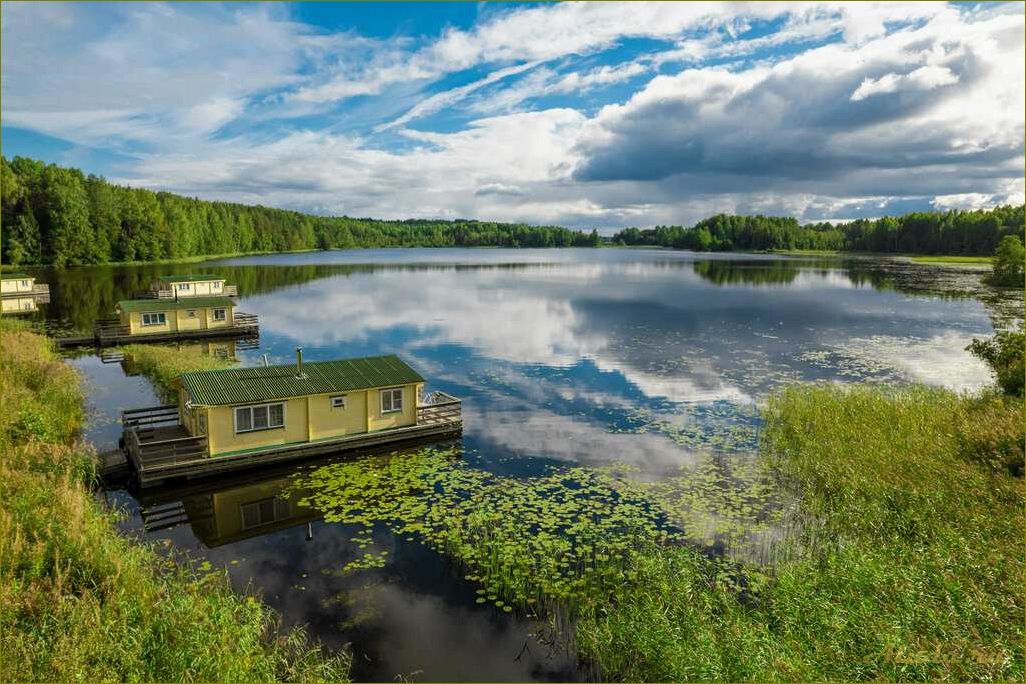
[0,156,601,266]
[613,207,1025,255]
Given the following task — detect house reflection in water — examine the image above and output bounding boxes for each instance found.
[139,471,318,548]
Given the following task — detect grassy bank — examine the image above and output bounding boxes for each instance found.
[0,322,348,681]
[578,384,1024,681]
[909,255,992,265]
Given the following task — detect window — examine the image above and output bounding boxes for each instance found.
[380,387,404,414]
[331,395,346,409]
[20,280,28,287]
[234,402,285,433]
[186,309,197,318]
[212,308,227,321]
[213,281,222,290]
[141,312,167,326]
[177,283,190,291]
[240,497,290,529]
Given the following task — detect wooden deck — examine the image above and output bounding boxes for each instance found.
[122,393,463,487]
[56,313,259,349]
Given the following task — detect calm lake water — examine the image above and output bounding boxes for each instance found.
[19,248,1022,681]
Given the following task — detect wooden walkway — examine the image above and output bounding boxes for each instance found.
[56,313,259,349]
[122,393,463,488]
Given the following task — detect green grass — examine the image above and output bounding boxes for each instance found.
[909,255,992,265]
[120,343,234,401]
[0,321,349,681]
[577,384,1024,681]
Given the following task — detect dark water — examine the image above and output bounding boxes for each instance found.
[19,248,1021,681]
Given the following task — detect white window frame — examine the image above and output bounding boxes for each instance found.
[234,402,285,434]
[380,387,404,414]
[141,312,167,327]
[331,395,346,409]
[212,308,227,321]
[20,279,29,287]
[176,283,190,291]
[213,281,222,290]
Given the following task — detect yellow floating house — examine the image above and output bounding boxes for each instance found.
[2,296,40,314]
[1,272,49,303]
[120,351,462,485]
[178,352,426,457]
[115,296,237,335]
[150,274,237,298]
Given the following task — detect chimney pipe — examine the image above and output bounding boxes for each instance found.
[295,346,304,377]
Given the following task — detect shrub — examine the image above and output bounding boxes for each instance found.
[987,235,1025,287]
[967,327,1025,397]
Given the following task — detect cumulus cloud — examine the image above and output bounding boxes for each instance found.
[2,1,1023,227]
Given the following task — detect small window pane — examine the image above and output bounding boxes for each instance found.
[392,389,403,411]
[236,407,252,431]
[269,403,284,427]
[252,405,269,429]
[331,395,346,408]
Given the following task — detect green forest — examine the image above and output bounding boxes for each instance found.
[0,156,600,266]
[613,206,1025,255]
[2,156,1024,266]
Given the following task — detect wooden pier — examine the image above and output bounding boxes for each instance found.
[121,393,463,487]
[56,313,259,349]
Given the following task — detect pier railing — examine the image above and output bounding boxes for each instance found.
[145,284,239,299]
[122,405,180,429]
[417,391,462,427]
[232,312,259,329]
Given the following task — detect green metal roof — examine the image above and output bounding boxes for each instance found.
[181,354,425,406]
[1,272,32,280]
[158,274,224,282]
[117,296,235,313]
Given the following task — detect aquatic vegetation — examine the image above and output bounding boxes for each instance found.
[578,384,1025,681]
[294,449,680,615]
[119,343,234,400]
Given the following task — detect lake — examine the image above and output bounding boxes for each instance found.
[20,248,1022,681]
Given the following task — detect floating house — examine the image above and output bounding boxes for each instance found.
[121,351,462,486]
[79,297,258,346]
[1,272,50,307]
[149,274,238,299]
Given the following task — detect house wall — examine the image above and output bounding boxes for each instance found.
[367,383,419,431]
[1,297,37,313]
[123,304,234,335]
[163,280,225,297]
[1,277,34,294]
[206,396,309,456]
[192,381,421,457]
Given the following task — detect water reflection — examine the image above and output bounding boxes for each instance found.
[122,460,582,682]
[50,248,1021,682]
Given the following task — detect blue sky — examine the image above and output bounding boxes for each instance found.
[2,2,1023,230]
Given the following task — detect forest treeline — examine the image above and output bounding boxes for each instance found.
[2,155,1023,265]
[0,156,600,266]
[613,206,1025,255]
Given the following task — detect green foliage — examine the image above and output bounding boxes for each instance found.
[614,205,1025,256]
[119,343,234,401]
[0,324,349,681]
[988,235,1025,287]
[967,327,1025,397]
[579,384,1024,681]
[1,155,601,266]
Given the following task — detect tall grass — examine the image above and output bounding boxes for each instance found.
[0,321,349,681]
[120,343,234,401]
[577,384,1024,681]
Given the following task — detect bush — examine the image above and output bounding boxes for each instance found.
[987,235,1025,287]
[967,327,1025,397]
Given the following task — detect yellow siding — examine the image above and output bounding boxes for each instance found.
[308,390,369,440]
[367,384,418,431]
[1,297,37,313]
[1,277,34,294]
[123,304,234,335]
[191,381,420,457]
[206,396,309,456]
